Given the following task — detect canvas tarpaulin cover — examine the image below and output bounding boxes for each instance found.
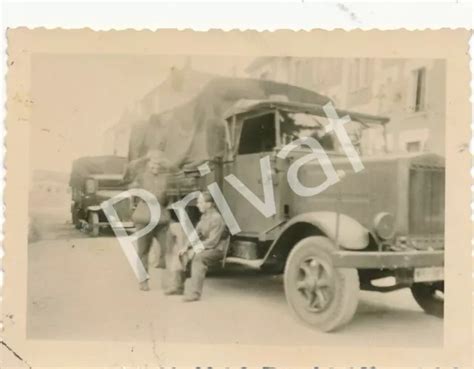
[128,77,332,168]
[69,155,127,188]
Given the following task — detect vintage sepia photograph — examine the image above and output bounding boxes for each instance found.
[3,28,471,367]
[27,54,445,341]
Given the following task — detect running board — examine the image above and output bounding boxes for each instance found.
[224,257,264,269]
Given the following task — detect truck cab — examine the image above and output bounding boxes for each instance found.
[201,99,445,332]
[161,95,444,332]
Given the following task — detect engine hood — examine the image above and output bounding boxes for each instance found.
[277,150,445,237]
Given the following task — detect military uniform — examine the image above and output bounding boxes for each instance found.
[132,169,171,273]
[166,207,229,300]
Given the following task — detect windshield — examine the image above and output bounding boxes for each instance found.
[279,111,387,156]
[96,178,126,190]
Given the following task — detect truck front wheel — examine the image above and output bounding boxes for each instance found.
[284,236,359,332]
[411,281,444,318]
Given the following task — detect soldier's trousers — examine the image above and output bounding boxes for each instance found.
[135,222,169,276]
[168,248,224,297]
[188,249,224,297]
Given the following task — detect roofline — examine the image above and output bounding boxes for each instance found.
[72,155,127,163]
[142,67,216,102]
[224,100,390,125]
[89,174,124,179]
[244,57,277,73]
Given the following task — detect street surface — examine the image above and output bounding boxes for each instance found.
[25,202,443,346]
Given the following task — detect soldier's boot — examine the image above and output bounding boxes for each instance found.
[139,280,150,291]
[164,271,185,295]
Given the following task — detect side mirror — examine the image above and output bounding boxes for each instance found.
[224,117,236,161]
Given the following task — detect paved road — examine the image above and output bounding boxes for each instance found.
[25,206,443,347]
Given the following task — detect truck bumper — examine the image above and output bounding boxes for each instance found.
[109,221,135,229]
[332,250,444,269]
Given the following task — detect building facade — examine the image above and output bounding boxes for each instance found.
[246,57,446,156]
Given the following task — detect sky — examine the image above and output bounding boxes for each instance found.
[30,54,253,173]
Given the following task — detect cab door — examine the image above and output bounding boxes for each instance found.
[222,111,282,236]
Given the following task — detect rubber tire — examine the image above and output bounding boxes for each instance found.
[88,212,100,237]
[284,236,360,332]
[72,208,81,229]
[411,282,444,318]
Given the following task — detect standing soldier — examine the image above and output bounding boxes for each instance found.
[127,149,172,291]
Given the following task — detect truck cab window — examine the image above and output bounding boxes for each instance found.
[280,112,336,152]
[237,113,276,155]
[280,111,386,156]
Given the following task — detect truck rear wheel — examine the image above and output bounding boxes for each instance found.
[88,212,100,237]
[284,236,359,332]
[411,281,444,318]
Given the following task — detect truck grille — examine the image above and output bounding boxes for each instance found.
[408,166,445,235]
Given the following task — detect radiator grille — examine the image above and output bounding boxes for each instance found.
[408,166,445,235]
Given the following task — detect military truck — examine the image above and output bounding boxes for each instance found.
[130,78,444,331]
[70,155,134,236]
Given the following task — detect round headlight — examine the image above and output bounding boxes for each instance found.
[373,212,395,239]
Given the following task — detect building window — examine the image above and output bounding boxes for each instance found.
[406,141,422,152]
[412,68,426,112]
[399,128,429,153]
[314,59,342,88]
[349,58,372,92]
[303,60,314,87]
[294,60,302,85]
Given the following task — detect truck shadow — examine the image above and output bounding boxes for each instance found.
[206,267,442,337]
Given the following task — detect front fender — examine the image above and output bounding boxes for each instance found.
[262,212,370,269]
[87,205,102,212]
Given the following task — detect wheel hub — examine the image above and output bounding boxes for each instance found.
[296,257,334,312]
